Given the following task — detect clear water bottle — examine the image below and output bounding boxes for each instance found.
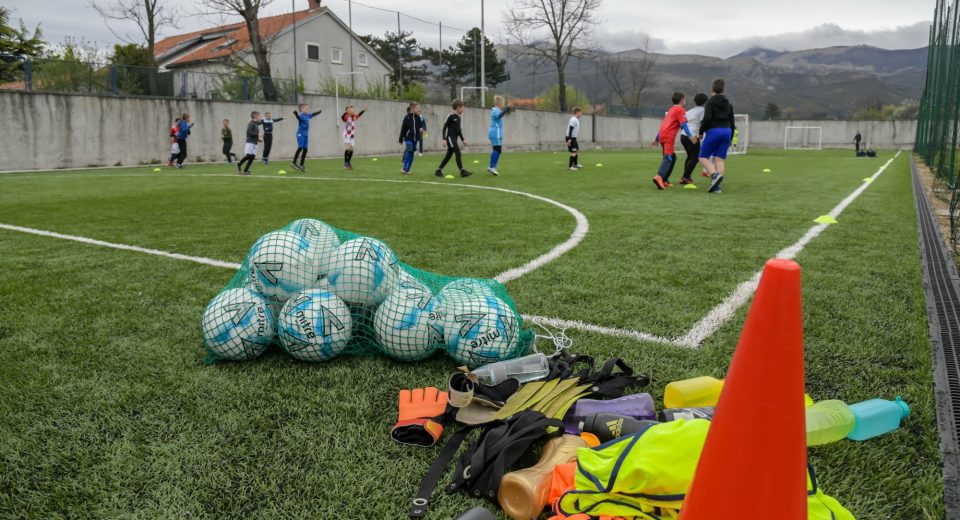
[805,400,855,446]
[471,352,550,386]
[847,397,911,441]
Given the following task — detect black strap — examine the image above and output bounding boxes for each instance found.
[409,422,483,519]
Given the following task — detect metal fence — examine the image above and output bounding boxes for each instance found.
[916,0,960,252]
[0,57,297,103]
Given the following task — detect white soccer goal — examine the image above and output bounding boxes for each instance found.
[784,126,823,150]
[729,114,750,155]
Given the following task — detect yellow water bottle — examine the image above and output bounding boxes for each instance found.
[498,435,587,520]
[664,376,724,408]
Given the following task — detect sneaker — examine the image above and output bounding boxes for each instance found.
[175,163,183,169]
[261,159,267,164]
[709,173,724,193]
[418,153,424,157]
[488,168,500,176]
[575,164,585,169]
[664,181,674,188]
[345,163,353,171]
[652,175,665,190]
[679,177,694,185]
[460,169,473,178]
[435,169,444,177]
[167,159,173,167]
[701,170,711,178]
[291,162,300,171]
[569,167,578,171]
[236,163,242,174]
[401,170,411,175]
[242,170,251,176]
[344,162,350,169]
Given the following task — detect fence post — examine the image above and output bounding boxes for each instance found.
[110,65,119,95]
[24,59,32,91]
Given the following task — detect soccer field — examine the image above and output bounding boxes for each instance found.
[0,148,944,518]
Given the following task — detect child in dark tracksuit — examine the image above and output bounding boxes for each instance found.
[221,119,237,163]
[435,99,472,178]
[237,111,262,175]
[399,102,424,175]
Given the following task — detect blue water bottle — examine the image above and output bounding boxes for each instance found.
[847,396,911,441]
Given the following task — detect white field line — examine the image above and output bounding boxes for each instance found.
[674,151,902,347]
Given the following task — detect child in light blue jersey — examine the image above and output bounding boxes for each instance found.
[487,95,512,176]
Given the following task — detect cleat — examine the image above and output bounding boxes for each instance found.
[701,170,711,178]
[460,169,473,178]
[679,177,694,185]
[709,173,724,193]
[576,164,585,169]
[652,175,665,190]
[488,168,500,176]
[236,164,242,174]
[435,169,444,177]
[175,164,183,169]
[664,181,674,188]
[569,167,578,171]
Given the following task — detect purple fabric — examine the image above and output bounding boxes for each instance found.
[563,393,656,434]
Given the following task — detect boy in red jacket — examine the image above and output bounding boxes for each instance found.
[652,92,696,190]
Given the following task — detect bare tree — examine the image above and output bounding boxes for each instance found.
[90,0,179,59]
[504,0,602,112]
[599,35,659,111]
[199,0,278,101]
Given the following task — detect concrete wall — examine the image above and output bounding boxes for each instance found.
[1,90,917,171]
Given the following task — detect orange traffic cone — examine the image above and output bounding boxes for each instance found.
[680,258,808,519]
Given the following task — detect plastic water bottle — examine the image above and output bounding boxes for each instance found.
[847,397,911,441]
[578,413,659,443]
[664,376,724,408]
[562,394,656,434]
[659,407,715,422]
[498,435,586,520]
[805,400,855,446]
[471,352,550,386]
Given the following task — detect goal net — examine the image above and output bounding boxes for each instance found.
[729,114,750,155]
[784,126,823,150]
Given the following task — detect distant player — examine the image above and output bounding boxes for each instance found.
[699,78,736,194]
[435,99,472,178]
[174,112,194,169]
[679,93,708,185]
[652,92,695,190]
[167,117,180,167]
[417,113,427,156]
[399,102,423,175]
[341,105,367,171]
[292,103,322,172]
[488,95,513,176]
[260,112,283,164]
[236,111,262,176]
[854,131,862,153]
[221,119,237,163]
[566,107,583,171]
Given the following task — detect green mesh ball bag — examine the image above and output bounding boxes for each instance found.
[200,218,533,367]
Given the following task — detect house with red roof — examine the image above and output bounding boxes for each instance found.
[153,0,391,98]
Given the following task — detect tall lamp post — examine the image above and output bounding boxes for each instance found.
[480,0,486,107]
[292,0,298,103]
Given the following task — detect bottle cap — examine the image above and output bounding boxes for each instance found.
[895,396,911,418]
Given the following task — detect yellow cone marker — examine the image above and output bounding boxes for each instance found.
[152,168,162,172]
[762,168,772,173]
[685,184,698,189]
[372,158,379,162]
[473,160,480,164]
[278,170,287,175]
[862,177,872,182]
[445,174,455,179]
[596,163,603,167]
[814,215,838,224]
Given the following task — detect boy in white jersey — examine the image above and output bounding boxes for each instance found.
[566,107,583,171]
[341,105,367,171]
[680,93,708,184]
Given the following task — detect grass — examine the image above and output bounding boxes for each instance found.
[0,148,944,519]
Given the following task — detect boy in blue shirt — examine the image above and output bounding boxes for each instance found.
[260,111,283,164]
[174,112,194,169]
[399,102,423,175]
[292,103,322,172]
[488,95,512,176]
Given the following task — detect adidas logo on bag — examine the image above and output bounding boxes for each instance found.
[606,418,623,438]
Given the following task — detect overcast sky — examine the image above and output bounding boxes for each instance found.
[10,0,935,57]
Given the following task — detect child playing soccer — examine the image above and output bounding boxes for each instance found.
[699,78,736,194]
[341,105,367,170]
[236,111,262,175]
[566,107,583,171]
[488,95,512,176]
[292,104,322,172]
[679,93,708,184]
[167,117,180,166]
[174,112,194,169]
[399,102,423,175]
[260,112,283,164]
[221,119,237,163]
[435,99,472,178]
[651,92,695,190]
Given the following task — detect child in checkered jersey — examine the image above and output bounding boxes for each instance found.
[341,105,367,171]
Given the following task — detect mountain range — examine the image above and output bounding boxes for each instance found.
[498,45,927,118]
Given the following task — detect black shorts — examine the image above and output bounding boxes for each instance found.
[567,138,579,153]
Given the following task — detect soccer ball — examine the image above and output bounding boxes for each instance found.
[288,218,341,279]
[374,284,443,362]
[245,230,319,303]
[433,294,520,367]
[438,278,497,301]
[201,287,276,361]
[278,289,352,362]
[397,269,432,295]
[327,237,399,306]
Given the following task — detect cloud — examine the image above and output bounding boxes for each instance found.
[661,22,931,57]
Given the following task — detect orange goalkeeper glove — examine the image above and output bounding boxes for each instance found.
[391,387,450,447]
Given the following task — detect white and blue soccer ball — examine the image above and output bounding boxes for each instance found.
[201,287,276,361]
[373,283,443,362]
[327,237,399,307]
[289,218,341,280]
[278,289,353,362]
[438,278,497,301]
[245,230,319,303]
[432,294,520,367]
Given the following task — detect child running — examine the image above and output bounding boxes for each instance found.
[679,93,708,184]
[221,119,237,163]
[260,112,283,164]
[651,92,695,190]
[399,102,423,175]
[167,117,180,166]
[173,112,194,169]
[487,95,512,176]
[435,99,472,178]
[341,105,367,171]
[566,107,584,171]
[699,78,736,194]
[292,103,322,172]
[236,111,262,175]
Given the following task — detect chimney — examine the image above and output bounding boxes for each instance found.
[308,0,321,9]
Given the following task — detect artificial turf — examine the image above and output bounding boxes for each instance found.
[0,148,943,518]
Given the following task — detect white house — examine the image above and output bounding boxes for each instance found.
[154,0,392,99]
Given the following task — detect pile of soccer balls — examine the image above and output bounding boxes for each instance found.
[200,218,529,367]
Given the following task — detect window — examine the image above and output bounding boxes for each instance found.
[330,47,343,64]
[358,52,369,67]
[306,43,320,61]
